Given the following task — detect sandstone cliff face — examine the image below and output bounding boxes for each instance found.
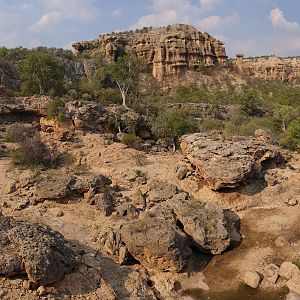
[234,54,300,82]
[72,24,228,81]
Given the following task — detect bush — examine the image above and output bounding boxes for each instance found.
[7,124,58,168]
[11,135,54,167]
[281,117,300,151]
[201,119,224,132]
[46,97,66,122]
[151,109,198,150]
[5,124,36,142]
[121,133,142,149]
[20,51,65,96]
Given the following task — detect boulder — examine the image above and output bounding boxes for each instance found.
[176,165,189,180]
[121,211,192,272]
[180,133,285,190]
[243,271,262,288]
[279,262,300,280]
[36,173,112,201]
[93,193,114,217]
[0,212,76,286]
[262,264,279,286]
[287,273,300,296]
[170,199,230,254]
[286,292,300,300]
[146,180,178,208]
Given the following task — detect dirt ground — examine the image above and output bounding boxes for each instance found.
[0,131,299,299]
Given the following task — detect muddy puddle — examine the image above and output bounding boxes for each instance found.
[182,285,288,300]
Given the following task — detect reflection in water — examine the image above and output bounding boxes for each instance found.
[182,285,288,300]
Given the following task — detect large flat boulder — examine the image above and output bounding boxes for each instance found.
[170,199,230,254]
[0,212,76,286]
[180,133,285,190]
[121,209,192,272]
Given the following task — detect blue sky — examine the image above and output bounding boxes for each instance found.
[0,0,299,57]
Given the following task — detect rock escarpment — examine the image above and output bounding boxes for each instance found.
[180,133,286,190]
[72,24,228,80]
[234,54,300,82]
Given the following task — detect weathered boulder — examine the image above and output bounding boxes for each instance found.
[121,209,192,272]
[65,101,151,138]
[287,273,300,296]
[0,212,76,286]
[243,271,262,288]
[279,262,300,280]
[261,264,279,287]
[180,133,285,190]
[35,173,111,201]
[146,180,178,208]
[170,199,230,254]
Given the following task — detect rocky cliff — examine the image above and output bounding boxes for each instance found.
[234,54,300,82]
[72,24,228,81]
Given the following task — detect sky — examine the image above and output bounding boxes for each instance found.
[0,0,299,58]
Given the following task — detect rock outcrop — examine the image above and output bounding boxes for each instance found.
[180,133,286,190]
[234,54,300,82]
[121,209,192,272]
[63,101,151,138]
[171,199,230,254]
[0,96,50,123]
[35,173,112,201]
[72,24,227,81]
[0,212,76,286]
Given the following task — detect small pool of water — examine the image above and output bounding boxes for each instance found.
[182,285,288,300]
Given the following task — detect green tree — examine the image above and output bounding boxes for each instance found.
[281,117,300,151]
[240,88,260,116]
[106,55,143,107]
[151,109,198,151]
[20,51,64,96]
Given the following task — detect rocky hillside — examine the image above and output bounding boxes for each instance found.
[0,96,299,299]
[72,24,228,80]
[234,54,300,82]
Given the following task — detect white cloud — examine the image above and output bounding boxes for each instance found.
[111,9,122,18]
[199,0,221,12]
[132,0,234,31]
[197,13,238,31]
[28,0,100,32]
[28,11,62,31]
[133,10,178,28]
[269,7,299,30]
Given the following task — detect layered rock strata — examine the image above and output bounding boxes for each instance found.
[72,24,228,80]
[234,54,300,81]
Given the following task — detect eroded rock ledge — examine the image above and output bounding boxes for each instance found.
[180,133,287,190]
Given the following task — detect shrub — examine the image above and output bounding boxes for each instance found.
[121,133,142,149]
[7,124,59,168]
[20,51,65,96]
[240,88,260,116]
[201,119,225,132]
[46,97,66,122]
[281,117,300,151]
[5,124,36,142]
[11,135,53,167]
[151,109,198,151]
